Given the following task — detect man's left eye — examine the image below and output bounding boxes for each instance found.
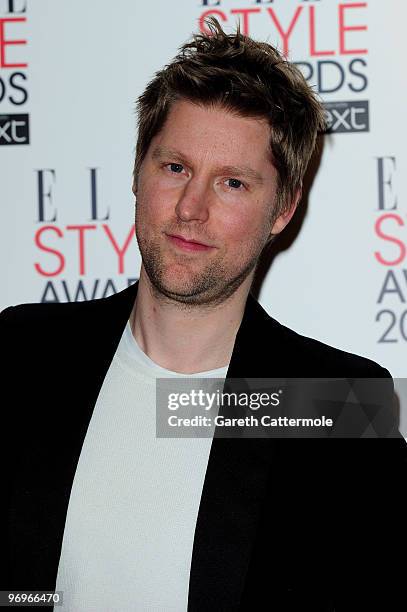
[226,178,244,190]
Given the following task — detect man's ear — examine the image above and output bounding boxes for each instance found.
[269,187,302,238]
[132,167,139,197]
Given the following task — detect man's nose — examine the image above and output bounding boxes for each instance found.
[175,177,211,223]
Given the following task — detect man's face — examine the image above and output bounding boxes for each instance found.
[134,99,290,306]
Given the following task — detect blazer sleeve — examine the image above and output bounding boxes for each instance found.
[0,306,17,588]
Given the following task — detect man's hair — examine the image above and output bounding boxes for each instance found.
[133,17,326,222]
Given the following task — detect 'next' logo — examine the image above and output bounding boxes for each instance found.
[323,100,369,133]
[0,112,29,144]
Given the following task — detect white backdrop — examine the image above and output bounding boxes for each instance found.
[1,0,406,432]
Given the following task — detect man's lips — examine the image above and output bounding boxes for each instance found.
[166,233,214,252]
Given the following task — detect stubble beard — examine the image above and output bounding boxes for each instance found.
[135,223,265,310]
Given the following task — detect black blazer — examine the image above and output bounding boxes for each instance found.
[1,280,406,611]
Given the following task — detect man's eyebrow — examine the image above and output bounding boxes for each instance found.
[151,146,264,185]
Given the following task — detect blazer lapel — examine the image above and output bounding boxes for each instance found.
[188,294,279,610]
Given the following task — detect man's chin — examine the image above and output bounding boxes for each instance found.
[152,277,214,301]
[142,268,227,306]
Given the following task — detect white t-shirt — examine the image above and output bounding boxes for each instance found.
[55,321,229,611]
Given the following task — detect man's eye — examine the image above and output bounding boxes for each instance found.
[225,178,244,190]
[167,163,184,174]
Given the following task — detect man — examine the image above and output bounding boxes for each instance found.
[1,17,406,611]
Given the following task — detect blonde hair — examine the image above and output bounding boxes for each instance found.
[134,17,326,219]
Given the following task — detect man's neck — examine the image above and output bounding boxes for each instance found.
[130,267,252,374]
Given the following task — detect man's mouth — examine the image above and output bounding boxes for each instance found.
[165,233,215,252]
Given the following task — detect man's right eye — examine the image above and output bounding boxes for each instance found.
[166,163,184,174]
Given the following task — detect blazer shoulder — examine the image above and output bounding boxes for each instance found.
[2,297,93,318]
[0,291,120,327]
[0,285,136,353]
[267,314,391,379]
[1,301,84,339]
[0,283,137,329]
